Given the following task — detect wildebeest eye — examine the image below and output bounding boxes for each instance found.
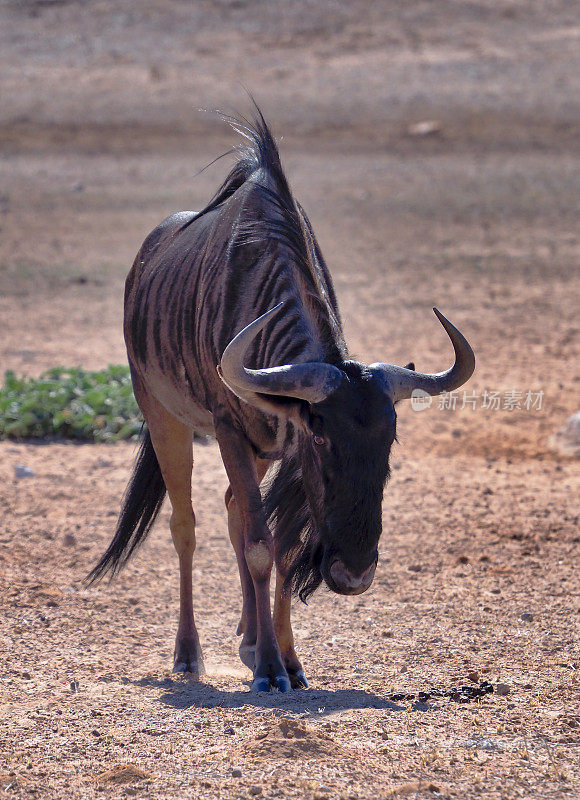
[313,434,325,446]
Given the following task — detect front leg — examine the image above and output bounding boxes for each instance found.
[216,420,290,692]
[225,458,270,671]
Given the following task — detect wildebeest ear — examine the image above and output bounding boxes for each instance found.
[404,362,415,371]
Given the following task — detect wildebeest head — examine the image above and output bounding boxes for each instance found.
[294,360,396,596]
[219,304,474,600]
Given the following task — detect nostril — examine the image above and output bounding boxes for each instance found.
[330,560,374,591]
[330,559,375,594]
[330,560,354,588]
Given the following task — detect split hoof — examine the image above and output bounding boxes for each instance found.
[173,659,203,676]
[173,635,204,676]
[250,673,292,693]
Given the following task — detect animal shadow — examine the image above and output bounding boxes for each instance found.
[135,675,406,715]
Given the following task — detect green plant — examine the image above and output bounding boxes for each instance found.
[0,366,143,442]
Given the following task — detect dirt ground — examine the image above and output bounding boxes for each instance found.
[0,2,578,799]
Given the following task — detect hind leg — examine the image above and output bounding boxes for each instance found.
[137,388,203,675]
[273,566,308,688]
[225,458,269,670]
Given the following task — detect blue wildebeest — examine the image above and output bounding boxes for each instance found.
[89,110,475,691]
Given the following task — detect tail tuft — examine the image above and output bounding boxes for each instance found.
[86,428,166,583]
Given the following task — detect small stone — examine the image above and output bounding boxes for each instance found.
[520,612,533,622]
[15,465,35,479]
[407,120,442,137]
[408,564,422,572]
[467,671,479,683]
[224,726,235,735]
[382,630,395,638]
[495,683,510,696]
[400,665,408,673]
[21,672,32,680]
[456,555,470,565]
[231,768,242,778]
[248,786,263,796]
[63,533,76,547]
[549,411,580,456]
[70,679,79,693]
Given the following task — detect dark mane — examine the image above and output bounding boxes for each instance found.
[182,107,346,364]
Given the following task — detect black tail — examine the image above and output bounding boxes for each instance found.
[87,428,166,583]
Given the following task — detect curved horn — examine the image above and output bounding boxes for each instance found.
[218,303,343,405]
[370,307,475,402]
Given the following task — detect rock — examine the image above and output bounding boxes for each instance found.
[248,786,263,796]
[495,683,510,696]
[224,726,235,735]
[520,612,533,622]
[63,533,76,547]
[14,465,35,479]
[467,670,479,683]
[231,768,242,778]
[549,412,580,456]
[407,120,442,137]
[70,679,79,692]
[408,564,422,572]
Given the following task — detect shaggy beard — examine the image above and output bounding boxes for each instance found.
[262,453,324,603]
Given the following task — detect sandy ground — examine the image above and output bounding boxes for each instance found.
[0,2,579,799]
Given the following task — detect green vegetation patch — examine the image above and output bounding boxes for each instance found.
[0,366,142,442]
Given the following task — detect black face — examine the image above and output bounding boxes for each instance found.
[298,362,396,596]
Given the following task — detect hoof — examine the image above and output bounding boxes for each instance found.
[250,673,292,693]
[251,675,272,692]
[173,658,204,676]
[274,674,292,693]
[289,668,309,689]
[173,635,204,676]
